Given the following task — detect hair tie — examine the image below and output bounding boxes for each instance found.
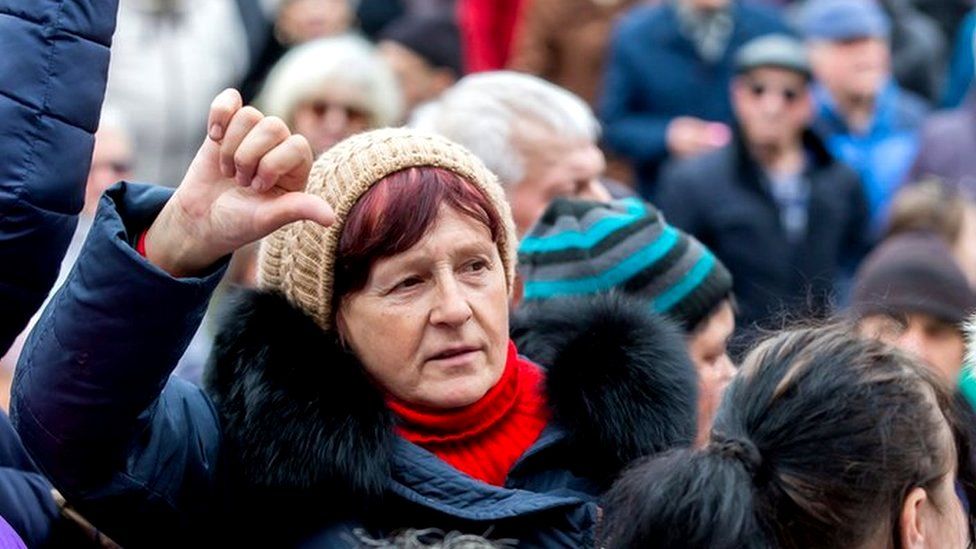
[709,433,763,477]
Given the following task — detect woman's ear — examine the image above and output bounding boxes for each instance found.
[899,486,928,549]
[510,272,525,310]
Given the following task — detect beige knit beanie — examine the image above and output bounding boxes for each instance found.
[258,127,518,331]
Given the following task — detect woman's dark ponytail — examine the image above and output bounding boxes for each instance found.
[601,326,963,549]
[601,443,767,549]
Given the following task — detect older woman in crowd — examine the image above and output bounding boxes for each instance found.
[258,35,403,155]
[11,90,698,547]
[602,326,975,548]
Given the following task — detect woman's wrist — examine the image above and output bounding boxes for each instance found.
[143,205,219,278]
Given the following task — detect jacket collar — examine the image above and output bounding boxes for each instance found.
[729,125,836,195]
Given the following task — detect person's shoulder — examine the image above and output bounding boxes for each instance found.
[892,87,932,126]
[615,3,672,38]
[920,107,971,138]
[668,146,734,180]
[737,1,790,32]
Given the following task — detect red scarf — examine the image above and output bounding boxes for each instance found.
[387,342,550,486]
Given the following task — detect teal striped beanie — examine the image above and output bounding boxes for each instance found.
[518,197,733,330]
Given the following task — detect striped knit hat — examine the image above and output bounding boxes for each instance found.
[518,197,733,330]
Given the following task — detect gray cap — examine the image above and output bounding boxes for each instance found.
[734,34,811,79]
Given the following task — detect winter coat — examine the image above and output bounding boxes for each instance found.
[656,130,872,332]
[0,0,119,545]
[882,0,947,103]
[12,183,698,548]
[599,1,789,198]
[507,0,640,107]
[0,0,117,354]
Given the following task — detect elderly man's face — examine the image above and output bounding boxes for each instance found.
[809,37,890,101]
[508,122,611,235]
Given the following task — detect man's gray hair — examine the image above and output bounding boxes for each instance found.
[412,71,599,186]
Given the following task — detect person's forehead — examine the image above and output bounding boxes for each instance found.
[906,312,963,332]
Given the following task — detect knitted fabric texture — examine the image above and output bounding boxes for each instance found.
[518,197,733,330]
[852,231,976,325]
[387,342,550,486]
[258,128,518,331]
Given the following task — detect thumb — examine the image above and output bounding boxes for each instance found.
[257,192,336,233]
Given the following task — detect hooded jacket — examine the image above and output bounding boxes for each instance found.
[12,183,698,547]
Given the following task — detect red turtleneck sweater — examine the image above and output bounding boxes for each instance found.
[386,342,550,486]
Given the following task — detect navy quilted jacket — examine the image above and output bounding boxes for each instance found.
[0,0,117,545]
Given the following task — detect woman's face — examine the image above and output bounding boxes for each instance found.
[291,83,372,155]
[338,205,510,409]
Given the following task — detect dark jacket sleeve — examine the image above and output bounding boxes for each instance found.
[654,161,706,238]
[0,0,118,354]
[941,11,976,108]
[600,21,672,166]
[841,169,874,271]
[0,411,60,547]
[11,183,226,545]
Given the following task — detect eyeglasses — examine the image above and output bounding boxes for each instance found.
[745,81,803,104]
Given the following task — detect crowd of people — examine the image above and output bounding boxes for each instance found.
[3,0,976,547]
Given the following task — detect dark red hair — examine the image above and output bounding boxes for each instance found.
[334,166,504,306]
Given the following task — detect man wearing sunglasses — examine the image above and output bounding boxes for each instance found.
[656,34,871,337]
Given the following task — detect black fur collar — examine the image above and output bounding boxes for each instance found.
[205,290,697,502]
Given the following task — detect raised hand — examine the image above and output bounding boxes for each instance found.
[144,89,335,277]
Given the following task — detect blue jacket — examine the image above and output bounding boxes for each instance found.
[811,82,929,234]
[0,0,117,545]
[599,1,788,197]
[13,184,698,547]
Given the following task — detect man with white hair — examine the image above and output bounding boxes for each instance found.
[415,71,613,234]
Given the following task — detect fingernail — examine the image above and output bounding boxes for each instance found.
[209,124,223,141]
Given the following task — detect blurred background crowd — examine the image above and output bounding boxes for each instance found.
[4,0,976,415]
[7,0,976,546]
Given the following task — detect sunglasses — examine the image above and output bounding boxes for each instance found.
[745,81,803,104]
